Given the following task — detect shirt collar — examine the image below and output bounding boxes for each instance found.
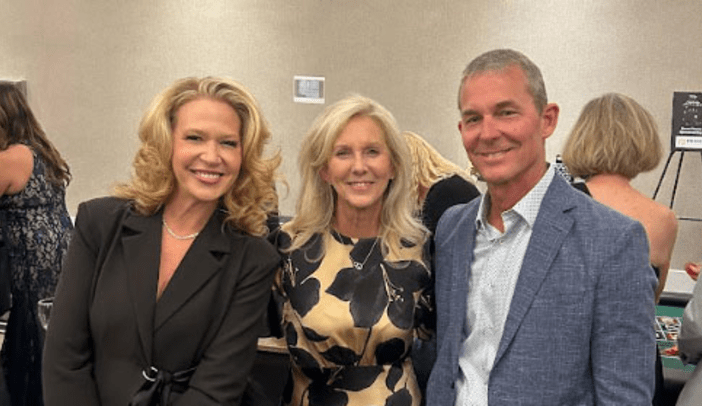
[476,164,555,231]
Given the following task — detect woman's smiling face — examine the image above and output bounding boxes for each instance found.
[170,97,242,209]
[321,115,395,219]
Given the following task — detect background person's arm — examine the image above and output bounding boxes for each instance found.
[679,276,702,365]
[684,262,700,281]
[0,144,32,196]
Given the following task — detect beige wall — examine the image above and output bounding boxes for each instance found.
[2,0,701,271]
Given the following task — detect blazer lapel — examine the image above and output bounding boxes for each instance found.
[121,211,161,365]
[454,206,477,343]
[493,177,576,365]
[154,211,231,331]
[443,202,479,361]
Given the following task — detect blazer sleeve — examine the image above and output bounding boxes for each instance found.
[174,238,280,405]
[43,201,103,405]
[590,221,657,404]
[679,278,702,365]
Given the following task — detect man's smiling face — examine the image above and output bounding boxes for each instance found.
[458,64,556,192]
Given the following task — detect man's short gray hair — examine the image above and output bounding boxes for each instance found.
[458,49,548,113]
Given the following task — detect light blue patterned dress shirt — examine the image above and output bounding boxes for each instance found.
[456,166,555,405]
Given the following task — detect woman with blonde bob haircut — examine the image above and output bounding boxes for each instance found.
[562,92,662,180]
[562,92,676,299]
[271,94,433,406]
[44,77,282,405]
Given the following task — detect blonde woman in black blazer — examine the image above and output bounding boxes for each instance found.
[43,77,282,406]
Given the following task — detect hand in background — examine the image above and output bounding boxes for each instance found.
[684,262,700,281]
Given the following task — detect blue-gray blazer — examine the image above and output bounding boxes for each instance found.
[426,174,657,405]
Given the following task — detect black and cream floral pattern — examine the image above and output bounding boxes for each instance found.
[273,229,433,406]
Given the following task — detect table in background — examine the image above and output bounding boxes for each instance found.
[657,294,696,401]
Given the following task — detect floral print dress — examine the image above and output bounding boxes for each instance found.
[273,229,433,406]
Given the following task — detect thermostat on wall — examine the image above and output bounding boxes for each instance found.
[293,76,325,104]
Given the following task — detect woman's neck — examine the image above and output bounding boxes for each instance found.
[332,198,384,239]
[332,211,380,239]
[162,199,217,236]
[586,173,633,189]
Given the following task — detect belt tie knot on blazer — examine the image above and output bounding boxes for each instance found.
[129,366,196,406]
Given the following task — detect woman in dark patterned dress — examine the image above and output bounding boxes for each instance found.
[271,95,432,406]
[0,82,73,406]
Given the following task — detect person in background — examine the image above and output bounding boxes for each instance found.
[676,272,702,405]
[270,94,432,406]
[43,77,281,405]
[561,92,678,303]
[426,49,656,405]
[0,220,10,406]
[402,131,480,236]
[0,82,73,406]
[561,93,678,405]
[684,261,700,281]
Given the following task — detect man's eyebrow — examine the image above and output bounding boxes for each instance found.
[461,108,478,118]
[494,100,518,110]
[461,100,518,118]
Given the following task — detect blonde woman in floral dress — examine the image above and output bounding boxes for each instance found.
[271,95,432,406]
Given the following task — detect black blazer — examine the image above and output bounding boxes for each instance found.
[43,197,280,405]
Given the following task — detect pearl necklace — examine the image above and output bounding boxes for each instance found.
[352,238,379,270]
[162,218,200,240]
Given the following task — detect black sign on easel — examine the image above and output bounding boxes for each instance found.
[653,91,702,221]
[672,92,702,150]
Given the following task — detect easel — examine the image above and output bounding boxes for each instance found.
[652,149,702,222]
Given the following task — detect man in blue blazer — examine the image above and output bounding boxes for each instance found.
[425,49,657,405]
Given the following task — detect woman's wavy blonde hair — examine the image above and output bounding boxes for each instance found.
[284,94,427,258]
[114,77,281,236]
[562,93,662,179]
[402,131,473,211]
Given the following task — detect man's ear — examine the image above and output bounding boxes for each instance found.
[540,103,560,140]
